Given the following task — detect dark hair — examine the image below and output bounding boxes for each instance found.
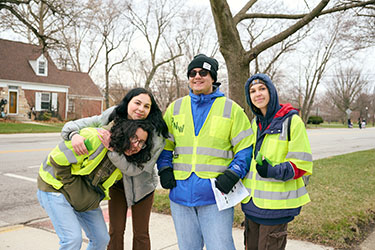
[109,119,154,166]
[109,88,168,138]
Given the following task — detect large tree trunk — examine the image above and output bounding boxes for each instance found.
[223,53,252,113]
[210,0,332,112]
[210,0,250,110]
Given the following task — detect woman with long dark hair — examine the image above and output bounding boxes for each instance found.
[61,87,168,250]
[38,119,154,250]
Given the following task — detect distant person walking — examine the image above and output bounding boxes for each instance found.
[358,117,362,129]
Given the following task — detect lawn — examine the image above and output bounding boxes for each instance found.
[152,149,375,249]
[0,121,64,133]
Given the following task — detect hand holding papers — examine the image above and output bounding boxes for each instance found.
[210,178,249,211]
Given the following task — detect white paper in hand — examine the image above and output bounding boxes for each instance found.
[210,178,250,211]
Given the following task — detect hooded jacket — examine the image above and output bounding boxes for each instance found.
[242,73,313,225]
[157,87,252,206]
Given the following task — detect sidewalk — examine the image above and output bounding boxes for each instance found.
[1,128,374,249]
[0,203,333,250]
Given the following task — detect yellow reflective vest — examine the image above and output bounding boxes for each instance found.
[164,96,252,180]
[38,127,122,200]
[242,115,313,209]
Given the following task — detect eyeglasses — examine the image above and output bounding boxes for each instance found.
[188,69,209,78]
[130,135,147,149]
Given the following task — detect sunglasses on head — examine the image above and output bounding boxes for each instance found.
[189,69,209,78]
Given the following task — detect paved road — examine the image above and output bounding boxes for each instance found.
[0,128,374,249]
[306,127,375,160]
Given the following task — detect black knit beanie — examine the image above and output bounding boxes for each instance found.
[187,54,219,83]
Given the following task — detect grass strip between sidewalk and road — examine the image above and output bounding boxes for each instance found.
[0,122,64,133]
[152,149,375,249]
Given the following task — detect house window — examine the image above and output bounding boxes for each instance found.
[38,60,46,75]
[35,55,48,76]
[68,99,75,113]
[41,93,50,110]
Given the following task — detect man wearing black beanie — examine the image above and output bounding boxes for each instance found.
[157,54,253,249]
[187,54,219,83]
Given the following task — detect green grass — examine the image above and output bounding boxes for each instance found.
[0,122,64,133]
[307,122,373,129]
[288,149,375,248]
[152,149,375,249]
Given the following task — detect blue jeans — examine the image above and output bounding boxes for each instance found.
[37,190,109,250]
[170,200,235,250]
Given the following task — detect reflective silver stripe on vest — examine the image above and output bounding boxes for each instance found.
[279,118,289,141]
[58,141,78,164]
[42,157,56,178]
[286,151,313,162]
[173,98,183,115]
[254,185,308,200]
[246,171,254,179]
[175,146,234,159]
[197,147,233,159]
[175,146,193,155]
[195,164,228,172]
[173,163,192,171]
[89,143,105,160]
[167,132,175,143]
[223,99,232,118]
[256,172,283,182]
[231,128,253,146]
[174,162,226,173]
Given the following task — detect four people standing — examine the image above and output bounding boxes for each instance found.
[36,53,313,249]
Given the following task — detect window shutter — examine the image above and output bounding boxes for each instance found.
[35,92,41,111]
[52,93,58,111]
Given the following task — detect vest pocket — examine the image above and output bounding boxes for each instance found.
[210,116,231,140]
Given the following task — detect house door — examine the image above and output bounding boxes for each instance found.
[9,92,17,114]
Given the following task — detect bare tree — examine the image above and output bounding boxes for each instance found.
[0,0,77,48]
[51,3,104,73]
[326,67,369,122]
[165,8,219,100]
[209,0,375,110]
[89,0,134,109]
[341,4,375,50]
[124,0,183,89]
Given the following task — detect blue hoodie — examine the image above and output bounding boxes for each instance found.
[157,87,252,206]
[242,73,301,225]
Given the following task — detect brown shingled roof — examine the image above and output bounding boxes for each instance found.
[0,39,102,97]
[59,70,102,97]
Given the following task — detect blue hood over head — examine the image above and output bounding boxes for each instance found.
[244,73,281,131]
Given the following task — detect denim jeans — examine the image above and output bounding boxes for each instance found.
[170,200,235,250]
[37,189,109,250]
